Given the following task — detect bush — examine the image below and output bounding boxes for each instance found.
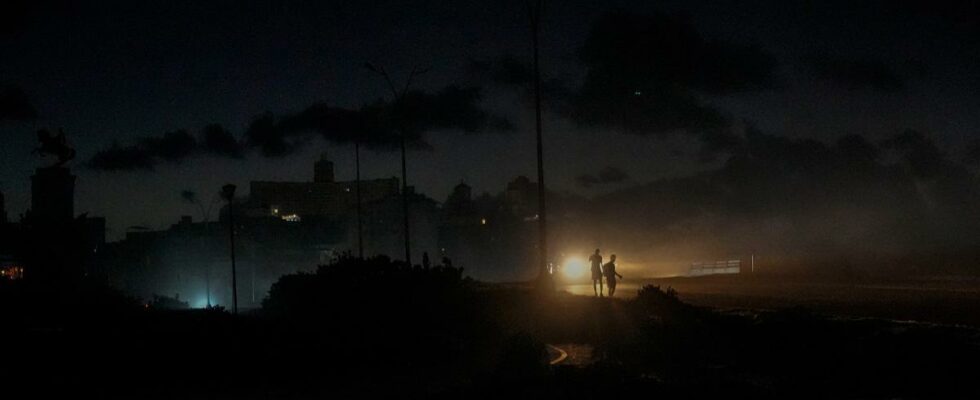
[633,284,681,310]
[262,254,470,317]
[149,293,189,310]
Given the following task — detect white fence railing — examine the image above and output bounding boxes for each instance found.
[688,259,741,276]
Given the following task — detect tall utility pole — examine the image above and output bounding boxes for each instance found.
[399,127,410,266]
[189,192,221,308]
[221,184,238,314]
[527,0,550,286]
[205,263,210,307]
[364,63,428,266]
[355,140,364,259]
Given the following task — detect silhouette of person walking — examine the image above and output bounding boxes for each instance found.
[422,252,431,269]
[589,248,604,296]
[603,254,623,297]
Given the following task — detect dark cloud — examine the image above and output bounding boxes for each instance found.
[578,11,777,96]
[247,85,513,157]
[474,11,776,145]
[396,85,514,134]
[466,55,532,87]
[697,129,744,162]
[91,84,512,168]
[576,166,630,188]
[594,127,980,271]
[559,11,777,160]
[570,82,730,136]
[87,142,155,171]
[180,190,197,204]
[88,125,239,171]
[275,104,405,152]
[835,134,880,164]
[244,112,308,158]
[882,129,968,180]
[469,8,782,148]
[201,124,244,158]
[465,55,570,98]
[139,130,196,161]
[806,54,905,92]
[0,85,37,121]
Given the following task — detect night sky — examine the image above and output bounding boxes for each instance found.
[2,0,979,239]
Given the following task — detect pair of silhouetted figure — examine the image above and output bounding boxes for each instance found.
[589,249,623,297]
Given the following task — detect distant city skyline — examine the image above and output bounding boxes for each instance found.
[3,0,979,240]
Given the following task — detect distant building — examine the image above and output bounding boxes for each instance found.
[360,185,441,261]
[13,165,106,282]
[0,256,25,280]
[102,155,430,307]
[0,189,7,223]
[245,153,399,221]
[83,216,107,252]
[100,156,581,302]
[436,179,544,281]
[30,166,75,224]
[0,190,20,280]
[314,155,335,183]
[504,176,539,220]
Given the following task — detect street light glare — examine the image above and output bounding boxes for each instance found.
[562,256,586,279]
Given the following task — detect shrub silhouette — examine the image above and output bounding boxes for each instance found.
[149,293,189,310]
[260,254,497,381]
[634,284,679,304]
[263,254,470,318]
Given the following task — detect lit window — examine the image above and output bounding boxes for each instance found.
[281,214,301,222]
[480,218,487,225]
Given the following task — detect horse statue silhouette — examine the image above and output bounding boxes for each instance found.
[33,128,76,167]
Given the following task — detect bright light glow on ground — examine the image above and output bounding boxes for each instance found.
[562,256,587,279]
[193,296,214,309]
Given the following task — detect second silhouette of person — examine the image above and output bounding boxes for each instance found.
[603,254,623,297]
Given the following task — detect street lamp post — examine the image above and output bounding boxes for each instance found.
[191,193,221,308]
[364,63,428,266]
[221,184,238,314]
[527,0,551,289]
[355,140,364,259]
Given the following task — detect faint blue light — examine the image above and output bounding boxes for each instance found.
[192,296,214,309]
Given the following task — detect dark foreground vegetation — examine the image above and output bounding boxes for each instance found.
[2,256,979,398]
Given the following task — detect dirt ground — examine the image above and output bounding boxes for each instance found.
[562,274,980,327]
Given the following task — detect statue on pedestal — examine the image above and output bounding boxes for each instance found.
[33,128,76,167]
